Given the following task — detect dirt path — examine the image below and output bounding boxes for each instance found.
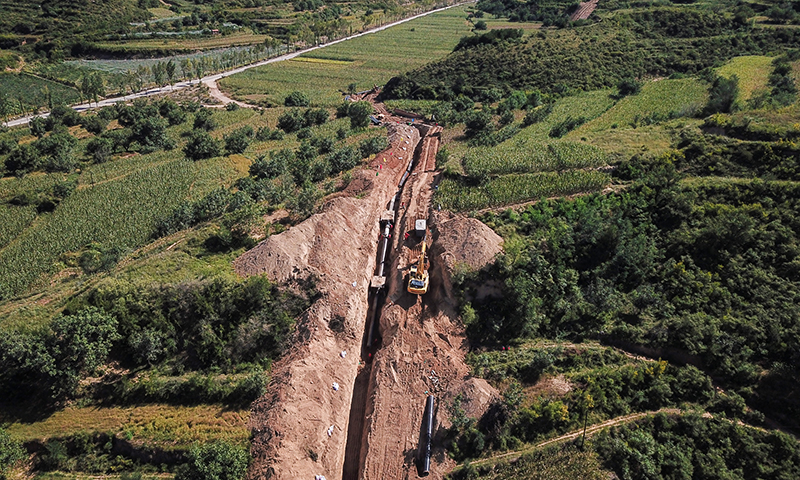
[465,408,682,468]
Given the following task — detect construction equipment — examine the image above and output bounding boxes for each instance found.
[407,239,430,295]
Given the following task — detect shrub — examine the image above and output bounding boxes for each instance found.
[86,137,115,163]
[0,427,24,478]
[347,101,373,129]
[359,136,389,158]
[327,146,359,173]
[193,108,216,131]
[81,115,108,135]
[175,441,248,480]
[277,109,305,133]
[250,149,292,180]
[549,116,586,138]
[284,91,310,107]
[224,126,254,155]
[184,130,222,160]
[617,77,642,96]
[304,108,329,126]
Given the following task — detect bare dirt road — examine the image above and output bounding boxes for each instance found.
[235,99,503,479]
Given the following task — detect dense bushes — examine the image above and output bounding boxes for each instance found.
[175,441,248,480]
[77,275,312,371]
[595,414,800,480]
[0,307,119,399]
[459,155,800,428]
[381,10,800,100]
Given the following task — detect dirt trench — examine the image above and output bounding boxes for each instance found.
[236,105,503,479]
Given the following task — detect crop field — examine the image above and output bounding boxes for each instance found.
[716,55,773,102]
[93,30,269,53]
[4,404,250,448]
[436,170,610,211]
[463,141,607,178]
[0,73,81,116]
[0,205,37,249]
[573,78,708,133]
[516,89,617,143]
[219,6,475,106]
[67,45,278,75]
[0,158,194,296]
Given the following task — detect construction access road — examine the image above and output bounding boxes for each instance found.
[235,99,503,480]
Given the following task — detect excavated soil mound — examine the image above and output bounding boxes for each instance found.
[431,211,504,274]
[237,123,420,480]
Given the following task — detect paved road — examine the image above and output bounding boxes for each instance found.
[3,2,471,128]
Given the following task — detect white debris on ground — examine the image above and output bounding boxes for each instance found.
[332,382,339,391]
[327,425,334,437]
[340,350,347,358]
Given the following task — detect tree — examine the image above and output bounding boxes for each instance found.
[175,441,248,480]
[617,77,642,96]
[4,144,40,176]
[474,20,488,30]
[704,75,739,115]
[131,117,174,153]
[250,149,291,179]
[347,101,372,129]
[86,137,114,163]
[194,108,217,131]
[152,62,165,88]
[49,307,120,397]
[224,126,254,155]
[165,60,177,88]
[184,130,222,160]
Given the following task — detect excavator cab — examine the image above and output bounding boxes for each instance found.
[407,240,430,295]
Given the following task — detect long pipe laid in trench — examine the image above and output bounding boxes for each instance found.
[366,153,417,348]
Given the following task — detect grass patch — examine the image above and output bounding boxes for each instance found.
[290,57,353,66]
[573,78,708,133]
[716,55,774,102]
[219,6,475,106]
[515,90,617,143]
[453,443,608,480]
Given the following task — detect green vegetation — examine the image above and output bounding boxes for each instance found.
[0,73,81,117]
[382,8,799,101]
[575,79,708,133]
[596,413,800,480]
[437,170,610,211]
[175,440,248,480]
[219,6,475,107]
[451,443,608,480]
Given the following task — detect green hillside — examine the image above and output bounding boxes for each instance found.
[381,8,799,100]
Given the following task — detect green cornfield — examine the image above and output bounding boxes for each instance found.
[463,142,607,178]
[436,170,611,211]
[0,205,37,250]
[0,160,196,297]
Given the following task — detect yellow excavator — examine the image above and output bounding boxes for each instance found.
[407,240,430,295]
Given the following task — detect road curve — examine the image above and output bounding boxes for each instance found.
[3,1,473,128]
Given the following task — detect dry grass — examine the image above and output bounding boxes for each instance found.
[4,404,250,448]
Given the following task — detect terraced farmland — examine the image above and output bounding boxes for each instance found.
[218,6,475,107]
